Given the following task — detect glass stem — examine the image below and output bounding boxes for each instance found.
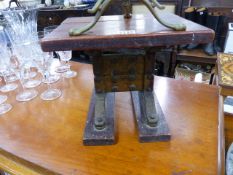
[45,71,51,90]
[67,61,70,71]
[19,77,25,93]
[47,83,51,90]
[3,75,8,86]
[56,51,63,67]
[27,67,30,78]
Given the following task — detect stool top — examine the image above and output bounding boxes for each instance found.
[41,13,214,52]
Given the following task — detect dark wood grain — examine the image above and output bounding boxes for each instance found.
[41,13,214,52]
[92,50,145,92]
[131,91,170,142]
[83,91,116,146]
[177,49,217,64]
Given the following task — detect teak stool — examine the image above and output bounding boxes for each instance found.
[41,14,214,146]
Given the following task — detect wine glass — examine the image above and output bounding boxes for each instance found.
[0,77,7,104]
[16,62,38,102]
[0,94,8,105]
[3,8,40,87]
[39,52,62,101]
[0,81,12,115]
[0,102,12,115]
[0,50,18,93]
[0,27,18,93]
[55,50,70,73]
[4,54,20,83]
[22,42,42,89]
[59,50,77,78]
[42,25,60,84]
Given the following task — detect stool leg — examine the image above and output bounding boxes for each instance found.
[131,90,170,142]
[83,90,116,146]
[131,48,170,142]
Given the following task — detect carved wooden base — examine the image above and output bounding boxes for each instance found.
[131,91,171,142]
[83,91,115,146]
[84,49,170,145]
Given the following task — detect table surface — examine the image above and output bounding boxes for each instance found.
[41,13,214,52]
[0,62,220,175]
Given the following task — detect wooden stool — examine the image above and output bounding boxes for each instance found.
[41,13,214,146]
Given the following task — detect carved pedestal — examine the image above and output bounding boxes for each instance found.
[83,48,170,145]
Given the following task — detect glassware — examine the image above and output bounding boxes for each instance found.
[42,25,60,84]
[0,94,7,104]
[0,47,18,93]
[0,92,12,116]
[0,72,18,93]
[2,7,39,43]
[55,50,70,73]
[39,52,62,101]
[3,7,41,88]
[42,25,68,74]
[21,61,41,88]
[16,63,38,102]
[0,103,12,115]
[59,50,77,78]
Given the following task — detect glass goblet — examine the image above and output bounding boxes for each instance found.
[16,64,38,102]
[42,26,60,84]
[17,42,41,89]
[0,103,12,115]
[0,93,12,116]
[55,51,70,73]
[41,52,60,84]
[22,62,41,89]
[0,94,7,104]
[40,52,62,101]
[0,56,18,93]
[59,51,77,78]
[0,26,18,92]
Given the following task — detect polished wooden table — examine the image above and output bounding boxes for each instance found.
[0,62,221,175]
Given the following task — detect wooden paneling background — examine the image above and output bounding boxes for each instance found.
[182,0,233,8]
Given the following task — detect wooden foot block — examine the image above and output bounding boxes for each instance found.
[131,91,171,143]
[83,91,115,146]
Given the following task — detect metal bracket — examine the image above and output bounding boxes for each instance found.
[94,93,106,130]
[69,0,186,36]
[143,91,159,127]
